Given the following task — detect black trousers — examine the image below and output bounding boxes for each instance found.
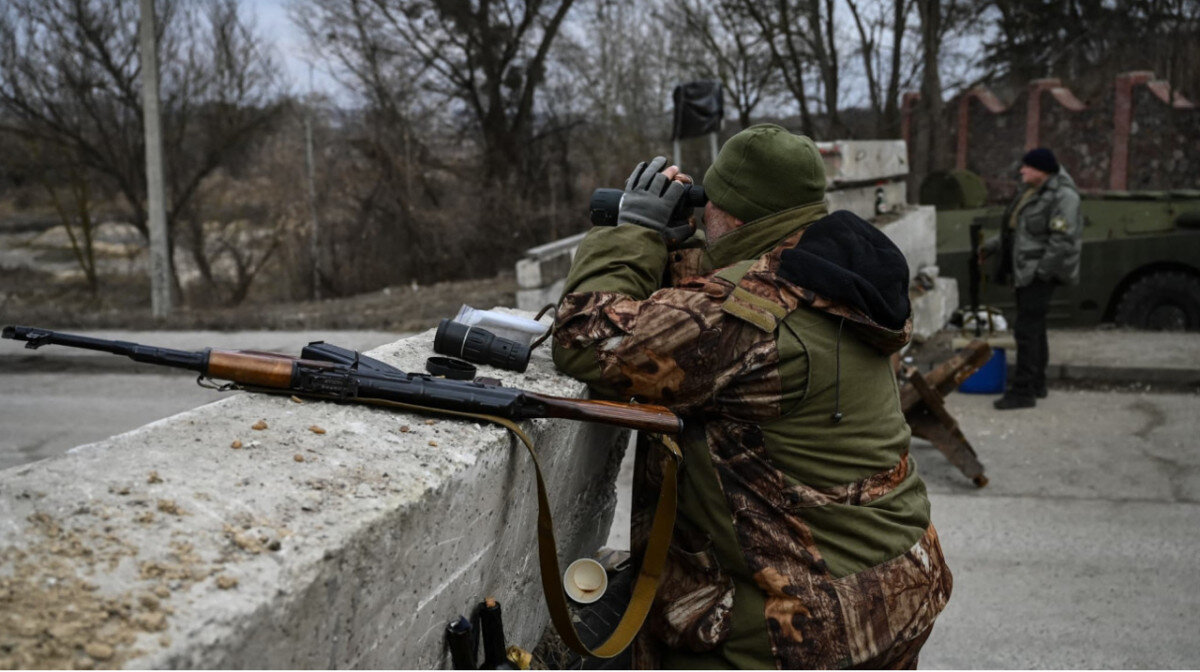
[1011,279,1055,398]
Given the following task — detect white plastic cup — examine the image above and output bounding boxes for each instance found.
[564,558,608,604]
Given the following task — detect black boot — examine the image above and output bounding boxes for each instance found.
[994,394,1036,410]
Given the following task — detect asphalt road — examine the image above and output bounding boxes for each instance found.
[918,390,1200,669]
[0,329,400,471]
[0,371,224,470]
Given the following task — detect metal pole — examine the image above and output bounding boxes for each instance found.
[304,63,321,301]
[139,0,172,317]
[673,139,681,170]
[709,132,719,164]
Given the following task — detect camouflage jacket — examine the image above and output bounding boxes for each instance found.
[553,205,952,669]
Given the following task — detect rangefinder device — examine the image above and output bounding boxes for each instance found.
[588,184,707,228]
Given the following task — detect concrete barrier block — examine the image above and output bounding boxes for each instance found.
[875,206,937,282]
[517,279,566,312]
[516,257,545,288]
[817,140,909,183]
[826,181,907,221]
[0,322,624,669]
[911,276,961,342]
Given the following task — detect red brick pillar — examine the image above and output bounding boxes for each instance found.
[1025,78,1062,151]
[1110,71,1155,191]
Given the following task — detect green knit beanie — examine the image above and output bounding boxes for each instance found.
[703,124,826,224]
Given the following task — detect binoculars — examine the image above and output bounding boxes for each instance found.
[588,184,707,228]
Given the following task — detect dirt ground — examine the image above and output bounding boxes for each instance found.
[0,263,521,333]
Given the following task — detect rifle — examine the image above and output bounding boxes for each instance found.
[1,325,682,435]
[968,222,983,337]
[3,325,684,659]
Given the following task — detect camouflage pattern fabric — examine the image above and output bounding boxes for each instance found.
[555,214,950,669]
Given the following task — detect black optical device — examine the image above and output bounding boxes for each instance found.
[434,319,531,373]
[588,184,707,228]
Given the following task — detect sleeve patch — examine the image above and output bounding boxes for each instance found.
[722,287,786,332]
[1050,216,1068,233]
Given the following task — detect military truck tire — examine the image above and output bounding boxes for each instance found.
[1113,271,1200,331]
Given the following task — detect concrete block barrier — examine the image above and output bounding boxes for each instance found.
[816,140,909,184]
[0,324,626,668]
[876,205,938,282]
[515,233,586,312]
[826,181,908,221]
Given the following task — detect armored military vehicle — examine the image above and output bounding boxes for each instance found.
[926,170,1200,330]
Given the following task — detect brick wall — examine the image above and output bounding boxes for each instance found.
[915,72,1199,202]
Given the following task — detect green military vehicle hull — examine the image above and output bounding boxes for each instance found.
[937,191,1200,330]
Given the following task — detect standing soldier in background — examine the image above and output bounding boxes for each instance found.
[984,148,1083,410]
[553,124,952,669]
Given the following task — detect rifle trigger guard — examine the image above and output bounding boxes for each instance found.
[196,375,238,392]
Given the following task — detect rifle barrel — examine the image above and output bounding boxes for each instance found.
[3,325,208,372]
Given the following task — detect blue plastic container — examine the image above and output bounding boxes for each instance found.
[959,347,1006,394]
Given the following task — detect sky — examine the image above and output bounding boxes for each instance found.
[244,0,343,97]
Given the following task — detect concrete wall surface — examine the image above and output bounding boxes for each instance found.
[912,277,961,343]
[816,140,909,184]
[516,233,585,312]
[826,181,908,222]
[0,322,626,669]
[876,205,938,281]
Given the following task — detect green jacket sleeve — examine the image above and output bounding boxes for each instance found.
[560,224,669,297]
[1036,188,1083,283]
[552,224,669,396]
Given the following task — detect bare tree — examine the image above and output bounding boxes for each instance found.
[546,0,687,182]
[666,0,781,129]
[734,0,816,135]
[729,0,848,137]
[984,0,1200,96]
[912,0,981,173]
[0,0,282,298]
[296,0,575,190]
[845,0,916,137]
[37,147,102,294]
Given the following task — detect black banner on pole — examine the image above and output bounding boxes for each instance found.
[671,80,723,140]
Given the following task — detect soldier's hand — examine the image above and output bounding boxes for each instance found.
[619,156,692,246]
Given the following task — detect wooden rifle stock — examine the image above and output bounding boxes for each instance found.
[206,350,305,388]
[526,392,683,435]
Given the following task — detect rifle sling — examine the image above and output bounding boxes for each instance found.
[239,385,680,659]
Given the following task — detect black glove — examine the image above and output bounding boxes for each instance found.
[618,156,694,246]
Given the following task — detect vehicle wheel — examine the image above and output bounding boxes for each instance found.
[1113,271,1200,331]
